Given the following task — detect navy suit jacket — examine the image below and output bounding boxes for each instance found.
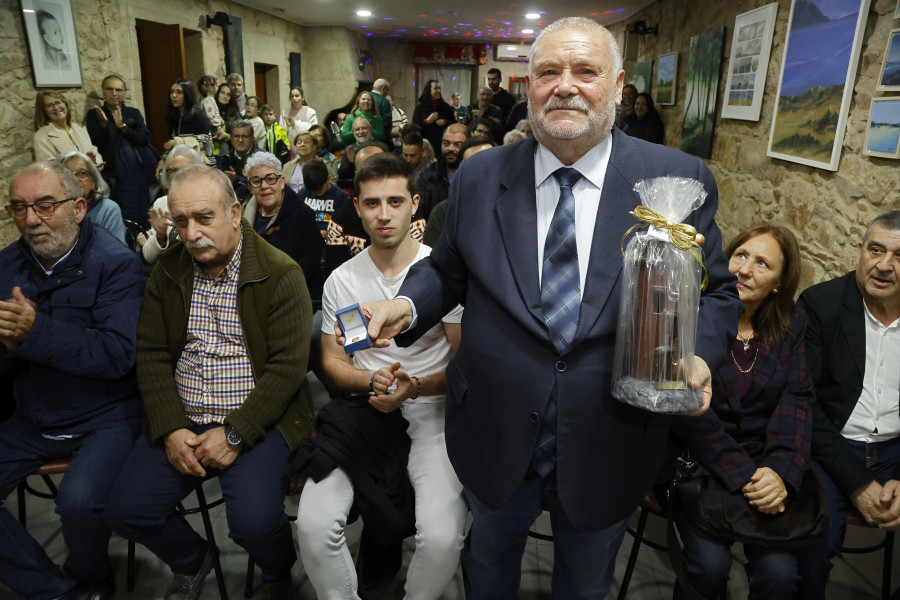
[798,272,900,495]
[398,129,741,530]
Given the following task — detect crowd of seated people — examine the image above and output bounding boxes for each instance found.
[6,47,899,600]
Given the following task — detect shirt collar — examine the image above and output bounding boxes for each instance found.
[863,298,900,330]
[31,238,79,276]
[534,133,613,190]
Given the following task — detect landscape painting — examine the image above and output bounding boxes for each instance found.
[767,0,871,171]
[864,98,900,158]
[681,28,725,159]
[877,29,900,92]
[722,3,779,121]
[656,52,678,105]
[633,60,653,94]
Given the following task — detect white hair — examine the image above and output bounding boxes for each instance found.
[528,17,623,76]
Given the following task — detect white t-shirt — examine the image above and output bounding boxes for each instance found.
[322,243,462,404]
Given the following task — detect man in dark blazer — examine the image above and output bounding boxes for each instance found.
[353,17,741,598]
[796,210,900,597]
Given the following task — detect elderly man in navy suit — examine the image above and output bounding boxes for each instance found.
[353,17,740,598]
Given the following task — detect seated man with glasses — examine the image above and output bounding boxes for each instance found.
[0,161,146,600]
[215,119,260,201]
[105,164,313,600]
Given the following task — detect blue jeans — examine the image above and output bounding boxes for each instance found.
[797,436,900,599]
[105,424,295,579]
[462,470,628,599]
[0,412,139,600]
[673,513,799,600]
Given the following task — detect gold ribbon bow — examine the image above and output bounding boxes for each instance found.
[621,206,708,291]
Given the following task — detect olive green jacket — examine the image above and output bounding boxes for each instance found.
[137,219,313,449]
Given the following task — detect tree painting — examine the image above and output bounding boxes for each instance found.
[680,28,726,158]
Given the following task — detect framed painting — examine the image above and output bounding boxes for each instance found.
[680,28,726,159]
[864,97,900,158]
[877,29,900,92]
[19,0,83,87]
[767,0,871,171]
[722,3,779,121]
[895,0,900,19]
[656,52,678,105]
[632,60,653,94]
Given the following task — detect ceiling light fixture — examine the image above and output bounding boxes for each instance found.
[522,28,534,33]
[525,13,540,19]
[357,10,372,17]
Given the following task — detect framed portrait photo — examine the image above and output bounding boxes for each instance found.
[722,3,779,121]
[863,97,900,159]
[20,0,83,87]
[877,29,900,92]
[895,0,900,19]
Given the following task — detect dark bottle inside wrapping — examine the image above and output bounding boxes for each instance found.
[612,234,703,413]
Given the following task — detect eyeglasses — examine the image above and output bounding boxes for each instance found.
[103,87,125,95]
[5,198,74,219]
[44,100,65,109]
[248,173,281,188]
[71,169,92,180]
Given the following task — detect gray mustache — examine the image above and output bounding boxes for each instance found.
[186,237,215,249]
[543,97,590,113]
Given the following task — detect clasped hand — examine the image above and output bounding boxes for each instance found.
[369,361,412,413]
[0,287,37,352]
[851,479,900,530]
[743,467,787,514]
[164,427,240,476]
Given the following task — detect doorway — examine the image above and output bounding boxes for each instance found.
[135,19,185,154]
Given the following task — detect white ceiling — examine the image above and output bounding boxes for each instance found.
[231,0,656,42]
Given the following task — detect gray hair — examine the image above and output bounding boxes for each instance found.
[160,145,204,190]
[244,152,283,176]
[503,129,525,145]
[57,151,110,198]
[226,72,244,84]
[12,161,82,200]
[373,78,389,92]
[353,116,372,129]
[864,210,900,242]
[230,119,253,134]
[528,17,623,77]
[168,164,238,220]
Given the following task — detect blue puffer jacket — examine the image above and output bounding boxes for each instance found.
[0,218,147,434]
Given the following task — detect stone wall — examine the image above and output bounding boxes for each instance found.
[0,0,357,248]
[609,0,900,291]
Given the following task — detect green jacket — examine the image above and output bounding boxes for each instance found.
[137,219,314,449]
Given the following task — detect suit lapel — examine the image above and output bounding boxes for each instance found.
[741,342,777,406]
[842,274,866,384]
[572,131,642,347]
[495,138,543,325]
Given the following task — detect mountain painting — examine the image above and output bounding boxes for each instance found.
[877,29,900,91]
[767,0,871,171]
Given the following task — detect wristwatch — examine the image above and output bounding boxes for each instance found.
[225,425,243,449]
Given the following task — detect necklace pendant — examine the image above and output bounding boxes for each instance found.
[743,340,751,352]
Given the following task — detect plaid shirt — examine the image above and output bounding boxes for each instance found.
[672,309,814,493]
[175,236,255,424]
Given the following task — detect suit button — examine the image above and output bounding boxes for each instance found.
[529,411,540,423]
[556,361,567,372]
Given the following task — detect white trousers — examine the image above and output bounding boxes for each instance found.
[297,401,467,600]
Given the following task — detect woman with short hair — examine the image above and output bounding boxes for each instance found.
[58,151,125,244]
[33,91,103,166]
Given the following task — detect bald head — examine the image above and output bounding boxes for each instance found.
[355,144,385,167]
[441,124,469,169]
[477,86,494,107]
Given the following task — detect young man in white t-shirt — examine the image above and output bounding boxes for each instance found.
[296,153,466,599]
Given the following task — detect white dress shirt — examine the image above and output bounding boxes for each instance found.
[841,302,900,443]
[534,135,613,295]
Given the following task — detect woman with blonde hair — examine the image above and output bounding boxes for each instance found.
[33,91,103,165]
